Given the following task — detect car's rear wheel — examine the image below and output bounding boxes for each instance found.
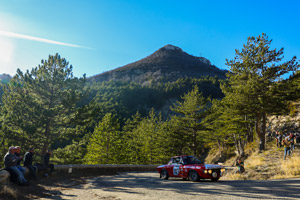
[188,171,199,182]
[211,177,220,182]
[160,169,169,180]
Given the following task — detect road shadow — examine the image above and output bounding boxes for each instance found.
[7,175,86,200]
[87,171,300,199]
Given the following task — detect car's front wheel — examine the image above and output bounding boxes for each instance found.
[189,171,199,182]
[160,169,169,180]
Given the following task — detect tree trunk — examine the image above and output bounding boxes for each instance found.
[248,124,254,143]
[256,112,266,151]
[261,112,266,150]
[192,128,197,156]
[233,134,240,155]
[217,140,222,156]
[238,138,245,156]
[41,122,51,162]
[106,133,110,164]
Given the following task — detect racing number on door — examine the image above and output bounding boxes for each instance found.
[173,165,180,176]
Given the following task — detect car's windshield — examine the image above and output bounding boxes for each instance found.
[182,156,202,164]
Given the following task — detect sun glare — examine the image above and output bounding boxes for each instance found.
[0,37,15,74]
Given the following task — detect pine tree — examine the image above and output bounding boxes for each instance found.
[121,112,143,164]
[169,85,208,156]
[84,113,120,164]
[225,33,299,150]
[1,54,86,156]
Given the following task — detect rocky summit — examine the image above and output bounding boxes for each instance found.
[90,44,227,85]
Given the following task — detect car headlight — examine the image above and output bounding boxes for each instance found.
[208,170,212,174]
[221,168,225,173]
[204,170,208,174]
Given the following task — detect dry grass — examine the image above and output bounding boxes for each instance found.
[222,172,247,180]
[222,157,266,181]
[220,139,300,181]
[0,185,18,199]
[272,153,300,179]
[222,141,292,180]
[245,152,265,170]
[282,154,300,175]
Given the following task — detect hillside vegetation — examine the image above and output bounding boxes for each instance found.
[0,34,300,175]
[222,141,300,180]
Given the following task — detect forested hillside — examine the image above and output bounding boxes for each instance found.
[86,44,226,122]
[0,34,299,166]
[87,76,223,121]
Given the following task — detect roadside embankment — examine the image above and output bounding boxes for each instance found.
[222,143,300,180]
[0,164,157,185]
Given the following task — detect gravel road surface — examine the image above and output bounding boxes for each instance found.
[40,172,300,200]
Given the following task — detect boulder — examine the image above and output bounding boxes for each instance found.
[0,170,10,184]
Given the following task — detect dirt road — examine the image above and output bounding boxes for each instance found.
[38,172,300,200]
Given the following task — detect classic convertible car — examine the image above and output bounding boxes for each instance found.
[157,155,225,182]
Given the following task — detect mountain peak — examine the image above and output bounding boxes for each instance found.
[161,44,182,51]
[90,45,226,84]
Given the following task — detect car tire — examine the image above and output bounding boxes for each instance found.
[160,169,169,180]
[189,171,199,182]
[211,177,220,182]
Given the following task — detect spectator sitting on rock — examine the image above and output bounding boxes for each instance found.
[15,146,26,175]
[235,158,245,173]
[4,146,29,186]
[24,147,37,180]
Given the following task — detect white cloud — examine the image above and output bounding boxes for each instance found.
[0,30,92,49]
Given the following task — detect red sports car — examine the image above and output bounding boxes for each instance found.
[157,155,225,182]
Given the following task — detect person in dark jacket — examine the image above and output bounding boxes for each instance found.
[289,133,295,152]
[23,148,37,179]
[296,133,300,144]
[43,150,54,176]
[4,146,28,185]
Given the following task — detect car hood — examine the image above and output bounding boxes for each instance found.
[204,164,223,169]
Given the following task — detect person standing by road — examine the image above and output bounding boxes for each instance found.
[296,132,300,144]
[289,133,295,152]
[276,132,283,147]
[283,135,291,160]
[43,149,54,176]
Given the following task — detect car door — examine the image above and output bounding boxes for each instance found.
[178,157,185,177]
[165,158,174,176]
[171,157,182,177]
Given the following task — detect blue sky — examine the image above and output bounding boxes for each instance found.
[0,0,300,78]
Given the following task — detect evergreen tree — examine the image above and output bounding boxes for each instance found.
[84,113,121,164]
[1,54,87,156]
[121,112,143,164]
[135,109,166,164]
[225,33,299,150]
[169,85,208,156]
[119,109,168,164]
